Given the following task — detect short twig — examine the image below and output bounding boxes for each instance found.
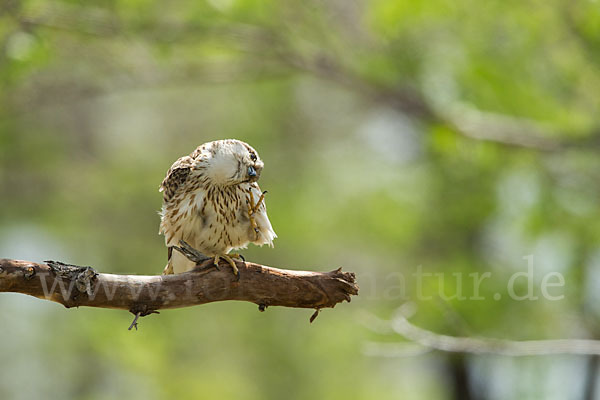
[310,309,320,323]
[128,309,160,331]
[174,240,211,264]
[128,312,141,331]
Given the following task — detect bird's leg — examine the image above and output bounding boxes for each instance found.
[247,190,267,239]
[247,191,259,236]
[162,263,174,275]
[249,190,267,213]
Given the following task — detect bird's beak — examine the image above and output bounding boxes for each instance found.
[248,166,257,177]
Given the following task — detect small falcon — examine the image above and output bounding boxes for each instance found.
[159,139,276,275]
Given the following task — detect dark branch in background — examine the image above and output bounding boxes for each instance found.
[285,52,600,152]
[0,258,358,328]
[362,304,600,357]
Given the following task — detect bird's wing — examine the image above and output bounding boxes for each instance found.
[160,155,205,273]
[159,155,195,202]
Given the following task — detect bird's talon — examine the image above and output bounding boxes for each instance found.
[213,255,222,270]
[217,254,242,278]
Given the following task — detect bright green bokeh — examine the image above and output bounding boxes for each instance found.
[1,1,599,399]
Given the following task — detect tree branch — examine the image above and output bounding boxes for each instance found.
[363,305,600,357]
[0,258,358,322]
[293,55,600,153]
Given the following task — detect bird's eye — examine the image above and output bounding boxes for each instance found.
[250,153,257,162]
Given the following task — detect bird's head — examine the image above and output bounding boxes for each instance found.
[193,139,264,186]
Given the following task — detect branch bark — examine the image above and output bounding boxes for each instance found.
[0,258,358,321]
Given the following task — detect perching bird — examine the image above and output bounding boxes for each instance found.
[159,139,276,275]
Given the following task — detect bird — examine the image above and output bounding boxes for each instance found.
[158,139,276,275]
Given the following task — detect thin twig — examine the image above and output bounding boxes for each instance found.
[128,312,141,331]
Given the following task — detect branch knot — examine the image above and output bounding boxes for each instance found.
[45,260,98,296]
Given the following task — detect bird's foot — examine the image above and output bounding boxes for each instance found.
[214,253,244,280]
[247,190,267,239]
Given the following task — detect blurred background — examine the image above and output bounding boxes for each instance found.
[1,0,600,399]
